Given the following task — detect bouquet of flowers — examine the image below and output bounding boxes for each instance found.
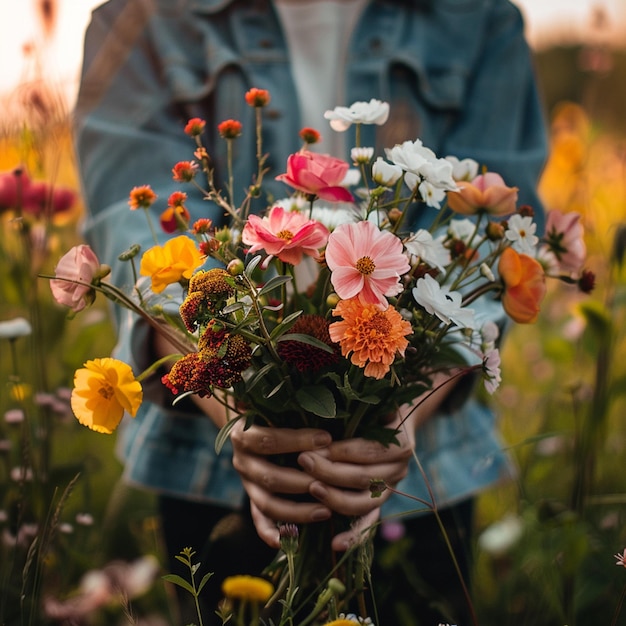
[46,91,592,624]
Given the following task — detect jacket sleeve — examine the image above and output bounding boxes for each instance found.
[441,1,548,233]
[73,1,224,377]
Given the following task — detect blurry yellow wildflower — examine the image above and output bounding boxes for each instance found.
[139,235,204,293]
[221,575,274,603]
[71,358,143,434]
[10,383,32,402]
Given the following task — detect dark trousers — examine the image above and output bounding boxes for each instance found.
[159,495,474,626]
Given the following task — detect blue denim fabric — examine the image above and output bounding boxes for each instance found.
[74,0,547,514]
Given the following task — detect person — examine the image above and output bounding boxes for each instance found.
[73,0,547,623]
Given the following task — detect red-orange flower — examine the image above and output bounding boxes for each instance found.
[447,172,518,216]
[128,185,157,210]
[299,127,321,145]
[498,247,546,323]
[184,117,206,137]
[218,119,243,139]
[329,298,412,379]
[245,88,271,107]
[172,161,199,183]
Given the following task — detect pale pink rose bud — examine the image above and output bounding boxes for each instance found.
[50,245,101,312]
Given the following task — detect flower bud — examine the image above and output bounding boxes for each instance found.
[227,259,245,276]
[486,221,505,241]
[118,244,142,261]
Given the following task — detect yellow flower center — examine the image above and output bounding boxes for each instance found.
[277,229,294,241]
[356,256,376,275]
[98,383,114,401]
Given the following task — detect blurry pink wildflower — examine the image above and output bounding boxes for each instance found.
[242,205,329,265]
[544,209,586,274]
[447,172,518,216]
[615,549,626,567]
[50,245,103,312]
[325,220,410,308]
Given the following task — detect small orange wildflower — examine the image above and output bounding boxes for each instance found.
[299,127,321,145]
[172,161,199,182]
[184,117,206,137]
[329,298,412,379]
[498,247,546,324]
[217,119,243,139]
[128,185,157,210]
[244,87,271,107]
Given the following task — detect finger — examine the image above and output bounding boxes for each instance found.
[331,509,380,552]
[250,501,281,549]
[233,452,313,494]
[231,422,332,455]
[298,452,408,490]
[309,481,390,517]
[321,436,413,465]
[243,478,332,525]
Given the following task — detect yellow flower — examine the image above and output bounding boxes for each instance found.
[221,575,274,603]
[323,621,358,626]
[139,235,204,293]
[71,358,143,434]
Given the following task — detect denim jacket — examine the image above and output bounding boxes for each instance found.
[74,0,547,515]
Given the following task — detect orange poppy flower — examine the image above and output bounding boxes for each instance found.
[498,247,546,323]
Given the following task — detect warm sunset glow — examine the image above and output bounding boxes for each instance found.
[0,0,624,106]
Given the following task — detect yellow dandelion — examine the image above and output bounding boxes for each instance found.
[221,575,274,604]
[71,358,143,434]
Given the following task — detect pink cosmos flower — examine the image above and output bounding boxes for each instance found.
[275,151,354,202]
[544,209,586,274]
[50,245,102,312]
[325,221,410,308]
[242,205,330,265]
[447,172,518,216]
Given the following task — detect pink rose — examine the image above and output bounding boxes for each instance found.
[275,152,354,202]
[242,205,329,265]
[50,245,101,312]
[447,172,518,216]
[544,210,586,274]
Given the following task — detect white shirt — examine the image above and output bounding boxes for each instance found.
[273,0,368,157]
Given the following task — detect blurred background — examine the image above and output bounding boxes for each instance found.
[1,1,625,625]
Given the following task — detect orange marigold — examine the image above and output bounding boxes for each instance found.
[329,298,412,379]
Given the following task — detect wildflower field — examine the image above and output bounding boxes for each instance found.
[1,43,626,626]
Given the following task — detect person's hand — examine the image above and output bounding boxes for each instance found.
[230,421,334,548]
[297,411,415,547]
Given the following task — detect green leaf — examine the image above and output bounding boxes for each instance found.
[267,378,288,398]
[277,333,336,353]
[269,311,302,339]
[162,574,196,596]
[215,416,243,455]
[295,386,336,418]
[245,362,278,393]
[197,572,214,594]
[258,274,292,296]
[245,254,263,276]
